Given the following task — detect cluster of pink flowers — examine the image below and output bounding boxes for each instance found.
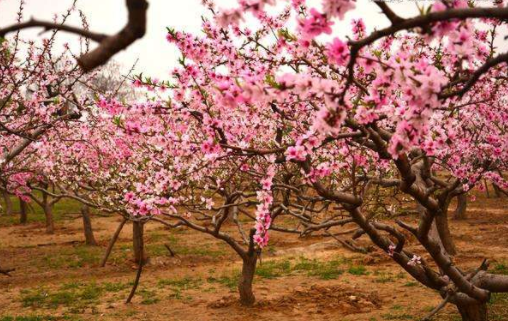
[298,8,333,40]
[326,38,349,66]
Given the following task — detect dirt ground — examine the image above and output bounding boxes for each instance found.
[0,195,507,321]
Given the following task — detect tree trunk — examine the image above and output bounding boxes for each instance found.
[133,221,148,265]
[2,191,13,216]
[435,209,457,255]
[456,302,488,321]
[42,192,55,234]
[493,184,501,198]
[101,218,127,267]
[453,194,468,220]
[238,253,257,306]
[19,198,28,224]
[81,205,98,246]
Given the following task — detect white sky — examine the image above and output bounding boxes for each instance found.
[0,0,506,79]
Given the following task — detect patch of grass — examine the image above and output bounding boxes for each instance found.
[348,265,368,276]
[292,257,345,280]
[493,262,508,275]
[158,276,202,290]
[403,282,418,287]
[207,272,240,290]
[146,242,222,258]
[490,293,508,321]
[20,283,104,310]
[374,271,396,283]
[103,282,129,293]
[68,246,102,268]
[41,246,102,269]
[381,313,415,320]
[0,194,82,226]
[138,289,160,305]
[256,260,291,279]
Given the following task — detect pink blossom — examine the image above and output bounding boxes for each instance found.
[326,38,349,66]
[298,8,333,40]
[286,145,308,162]
[322,0,356,19]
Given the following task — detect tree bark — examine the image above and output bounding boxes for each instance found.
[493,184,502,198]
[19,198,28,224]
[484,180,490,198]
[424,202,457,256]
[126,230,145,304]
[81,205,98,246]
[435,208,457,255]
[101,218,127,267]
[453,194,468,220]
[238,253,258,306]
[133,221,148,265]
[2,191,13,216]
[456,302,488,321]
[42,191,55,234]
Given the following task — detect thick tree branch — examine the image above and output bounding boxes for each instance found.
[0,18,107,42]
[440,52,508,99]
[351,8,508,50]
[78,0,148,72]
[0,0,148,72]
[374,2,404,24]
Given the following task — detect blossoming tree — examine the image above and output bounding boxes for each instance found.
[153,0,508,319]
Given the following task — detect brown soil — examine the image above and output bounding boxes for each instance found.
[0,195,507,321]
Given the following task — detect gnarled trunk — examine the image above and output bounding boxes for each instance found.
[133,221,148,265]
[238,253,257,306]
[453,193,468,220]
[81,205,98,246]
[435,209,457,255]
[456,302,487,321]
[19,198,28,224]
[424,203,457,256]
[2,191,13,216]
[42,192,55,234]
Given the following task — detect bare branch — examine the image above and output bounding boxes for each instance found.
[374,2,404,24]
[0,0,148,72]
[78,0,148,72]
[0,18,107,42]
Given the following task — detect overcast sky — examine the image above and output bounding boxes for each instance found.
[1,0,506,79]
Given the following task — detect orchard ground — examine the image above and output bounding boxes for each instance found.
[0,193,507,321]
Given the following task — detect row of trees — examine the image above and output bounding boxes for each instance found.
[1,1,508,320]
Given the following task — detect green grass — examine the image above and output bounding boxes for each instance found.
[146,242,223,258]
[493,262,508,275]
[103,282,129,293]
[0,194,82,226]
[41,246,102,269]
[490,293,508,321]
[207,272,240,290]
[157,276,202,301]
[403,281,418,287]
[256,260,291,279]
[381,313,415,320]
[138,289,160,305]
[292,257,347,280]
[158,276,202,290]
[19,282,109,311]
[348,265,368,276]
